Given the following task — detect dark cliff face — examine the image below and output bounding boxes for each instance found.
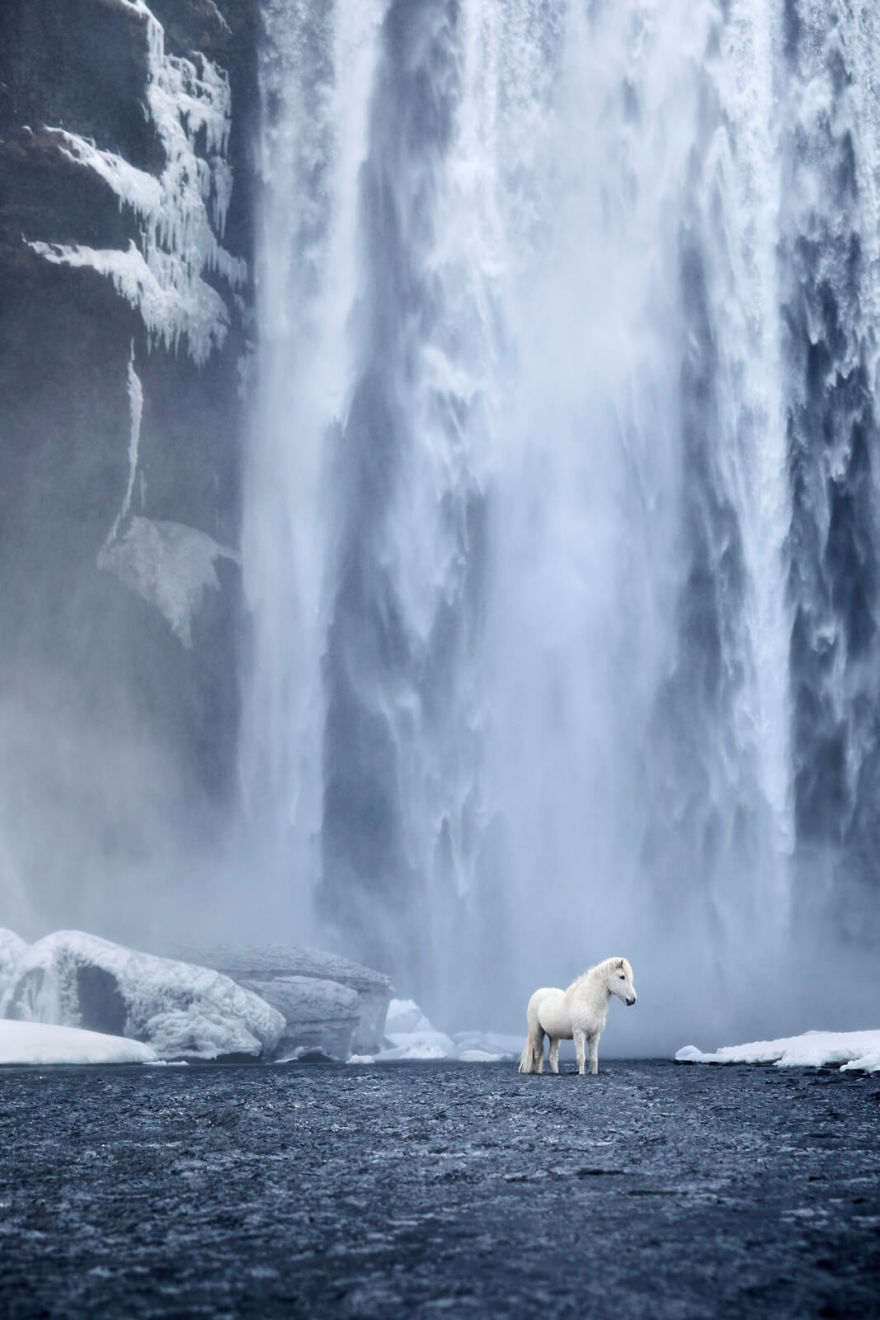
[0,0,259,934]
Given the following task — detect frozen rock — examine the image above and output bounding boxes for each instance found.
[0,928,26,999]
[176,944,393,1054]
[241,977,360,1060]
[1,931,284,1061]
[0,1019,157,1066]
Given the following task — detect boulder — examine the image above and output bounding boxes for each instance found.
[0,930,284,1061]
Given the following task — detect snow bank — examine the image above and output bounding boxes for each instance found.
[2,931,284,1061]
[676,1029,880,1074]
[0,1019,156,1066]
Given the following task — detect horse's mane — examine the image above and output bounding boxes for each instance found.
[564,957,630,997]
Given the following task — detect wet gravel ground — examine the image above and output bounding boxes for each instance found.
[1,1059,879,1319]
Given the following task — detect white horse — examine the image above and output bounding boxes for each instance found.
[518,957,637,1076]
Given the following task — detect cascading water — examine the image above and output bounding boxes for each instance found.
[242,0,880,1043]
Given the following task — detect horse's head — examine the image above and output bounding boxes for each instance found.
[608,957,637,1006]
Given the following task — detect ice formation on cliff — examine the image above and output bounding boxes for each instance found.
[25,1,246,366]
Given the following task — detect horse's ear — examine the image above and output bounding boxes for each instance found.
[616,958,625,969]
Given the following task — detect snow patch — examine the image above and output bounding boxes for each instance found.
[675,1029,880,1074]
[98,516,239,647]
[0,1019,156,1066]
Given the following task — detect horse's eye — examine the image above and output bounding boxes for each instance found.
[618,973,625,979]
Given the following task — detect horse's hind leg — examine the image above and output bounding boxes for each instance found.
[549,1038,560,1074]
[534,1030,545,1074]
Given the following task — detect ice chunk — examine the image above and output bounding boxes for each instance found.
[378,1030,457,1061]
[385,997,435,1034]
[377,999,522,1061]
[0,1019,156,1066]
[98,516,239,648]
[1,931,284,1061]
[675,1029,880,1073]
[452,1030,523,1061]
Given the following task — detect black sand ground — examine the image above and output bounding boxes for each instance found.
[1,1059,878,1318]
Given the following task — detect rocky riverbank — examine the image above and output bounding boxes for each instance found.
[1,1059,878,1317]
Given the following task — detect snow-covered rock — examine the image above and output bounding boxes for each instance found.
[1,931,284,1061]
[0,1019,157,1066]
[675,1029,880,1074]
[0,928,26,1000]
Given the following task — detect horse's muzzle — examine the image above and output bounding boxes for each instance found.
[626,996,636,1006]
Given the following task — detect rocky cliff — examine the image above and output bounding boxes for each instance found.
[0,0,259,931]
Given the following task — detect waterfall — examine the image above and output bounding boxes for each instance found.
[242,0,880,1039]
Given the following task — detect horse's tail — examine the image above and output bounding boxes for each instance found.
[518,995,543,1073]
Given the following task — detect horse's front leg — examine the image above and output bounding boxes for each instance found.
[588,1033,600,1076]
[574,1029,586,1076]
[549,1038,560,1074]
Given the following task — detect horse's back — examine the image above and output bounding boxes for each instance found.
[529,986,571,1039]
